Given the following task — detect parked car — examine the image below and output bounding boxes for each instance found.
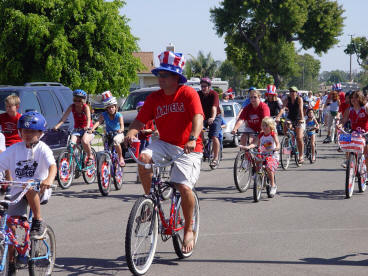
[0,82,74,158]
[220,101,242,147]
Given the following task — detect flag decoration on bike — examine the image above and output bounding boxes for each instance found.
[338,132,366,153]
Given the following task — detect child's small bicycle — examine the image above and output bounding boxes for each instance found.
[0,180,56,276]
[96,131,124,196]
[239,147,276,202]
[57,130,97,189]
[125,148,200,276]
[338,129,368,198]
[280,120,301,170]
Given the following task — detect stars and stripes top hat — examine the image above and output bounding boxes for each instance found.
[101,91,113,101]
[151,51,187,84]
[266,84,277,95]
[332,83,342,91]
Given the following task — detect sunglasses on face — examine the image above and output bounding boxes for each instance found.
[250,96,258,99]
[73,98,83,103]
[201,85,209,89]
[157,72,172,79]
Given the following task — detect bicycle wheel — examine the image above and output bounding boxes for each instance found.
[82,148,97,184]
[293,141,300,167]
[125,197,158,276]
[97,153,111,196]
[57,150,74,189]
[28,225,56,276]
[358,155,367,193]
[280,136,291,170]
[233,151,252,193]
[345,154,357,198]
[172,190,200,259]
[113,161,124,190]
[0,242,8,276]
[253,173,264,202]
[73,146,81,179]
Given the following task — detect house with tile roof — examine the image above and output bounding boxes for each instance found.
[131,52,158,89]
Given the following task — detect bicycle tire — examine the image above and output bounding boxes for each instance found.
[82,148,97,184]
[233,151,252,193]
[253,173,263,202]
[28,225,56,276]
[293,141,300,167]
[357,155,367,193]
[172,190,200,259]
[345,154,356,198]
[125,197,158,276]
[97,153,111,196]
[0,242,8,276]
[280,136,291,170]
[113,161,124,190]
[56,150,74,189]
[72,145,81,179]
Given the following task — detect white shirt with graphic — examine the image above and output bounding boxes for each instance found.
[0,141,55,196]
[259,132,279,160]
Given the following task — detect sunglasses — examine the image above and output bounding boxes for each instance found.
[201,85,209,89]
[250,96,258,99]
[157,72,172,79]
[73,98,83,103]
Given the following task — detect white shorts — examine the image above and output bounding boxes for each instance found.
[141,140,202,189]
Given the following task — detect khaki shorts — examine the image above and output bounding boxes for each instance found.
[141,140,202,189]
[113,133,124,146]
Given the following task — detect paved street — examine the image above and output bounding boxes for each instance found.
[18,134,368,275]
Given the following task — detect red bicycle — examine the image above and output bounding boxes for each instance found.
[125,148,200,276]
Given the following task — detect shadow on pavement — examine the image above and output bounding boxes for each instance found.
[53,189,141,202]
[279,189,346,200]
[54,256,127,275]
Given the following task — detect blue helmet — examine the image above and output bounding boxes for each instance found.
[248,86,256,92]
[17,111,47,132]
[73,89,87,99]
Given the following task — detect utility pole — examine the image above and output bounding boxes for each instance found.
[349,34,353,82]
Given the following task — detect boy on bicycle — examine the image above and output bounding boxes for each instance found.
[53,89,95,165]
[0,111,56,273]
[90,91,125,166]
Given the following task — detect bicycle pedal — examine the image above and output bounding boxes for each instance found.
[16,255,29,264]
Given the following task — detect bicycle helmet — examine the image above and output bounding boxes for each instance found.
[73,89,87,99]
[200,77,212,86]
[17,111,47,132]
[248,86,256,92]
[136,101,144,110]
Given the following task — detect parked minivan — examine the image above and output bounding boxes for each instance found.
[0,82,74,158]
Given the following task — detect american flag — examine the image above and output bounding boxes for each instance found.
[339,133,366,153]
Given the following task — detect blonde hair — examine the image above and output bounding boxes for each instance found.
[262,116,276,132]
[5,94,20,106]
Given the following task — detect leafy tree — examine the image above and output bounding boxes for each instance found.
[184,51,220,79]
[210,0,344,88]
[288,54,321,91]
[0,0,142,96]
[319,70,349,84]
[345,37,368,70]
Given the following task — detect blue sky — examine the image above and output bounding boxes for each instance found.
[122,0,366,74]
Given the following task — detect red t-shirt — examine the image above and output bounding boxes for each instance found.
[136,85,204,152]
[72,104,92,128]
[0,112,22,146]
[349,107,368,132]
[138,120,155,141]
[198,89,221,120]
[239,102,270,132]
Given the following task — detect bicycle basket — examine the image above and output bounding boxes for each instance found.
[338,132,365,153]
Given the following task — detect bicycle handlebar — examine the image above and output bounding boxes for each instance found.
[0,180,56,206]
[128,148,184,169]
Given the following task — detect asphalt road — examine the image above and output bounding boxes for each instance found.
[15,133,368,275]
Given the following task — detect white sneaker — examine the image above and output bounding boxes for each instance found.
[341,161,347,168]
[270,185,277,196]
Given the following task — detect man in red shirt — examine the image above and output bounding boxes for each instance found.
[198,77,222,169]
[0,95,22,147]
[125,51,204,254]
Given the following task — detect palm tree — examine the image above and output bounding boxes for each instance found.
[185,51,220,79]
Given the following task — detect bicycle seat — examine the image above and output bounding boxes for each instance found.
[0,201,9,210]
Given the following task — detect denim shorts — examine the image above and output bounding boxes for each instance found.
[204,116,222,139]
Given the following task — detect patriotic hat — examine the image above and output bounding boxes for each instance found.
[101,90,117,107]
[266,84,277,95]
[151,51,187,84]
[334,83,342,91]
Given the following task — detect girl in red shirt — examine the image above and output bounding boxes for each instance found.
[53,89,95,165]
